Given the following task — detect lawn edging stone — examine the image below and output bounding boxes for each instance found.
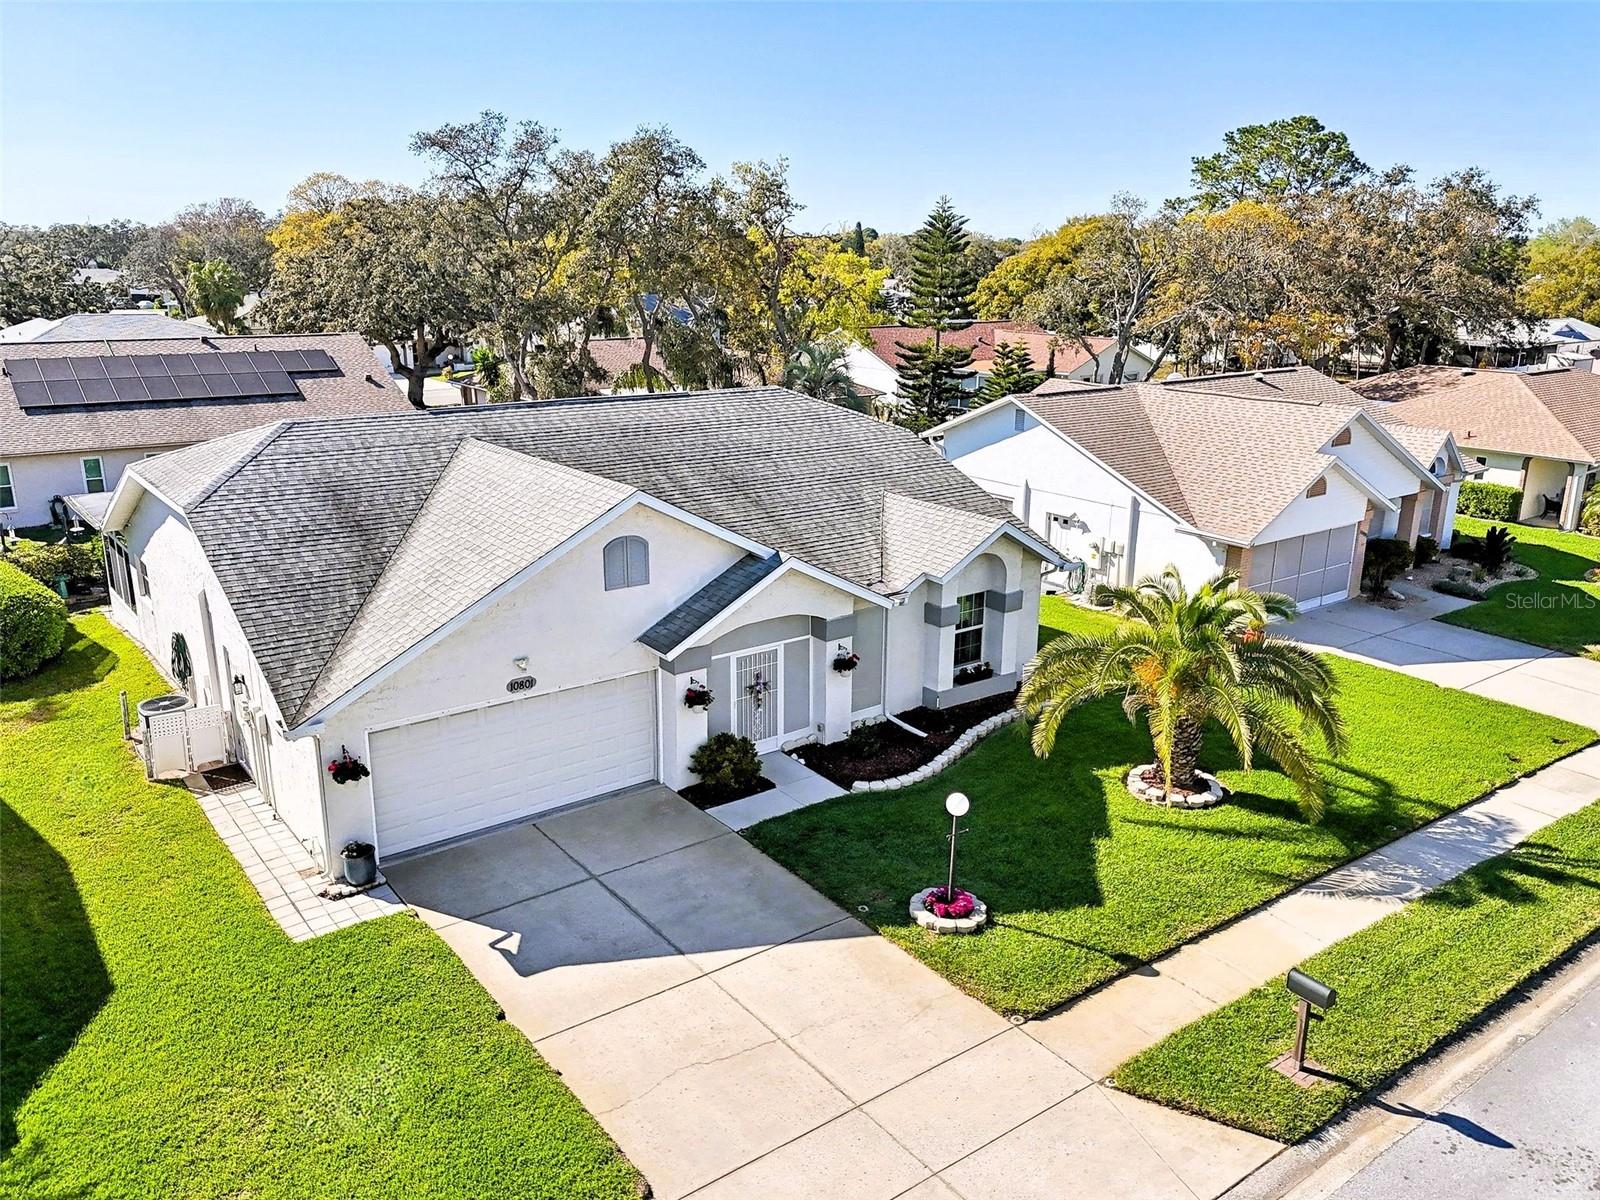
[851,709,1023,793]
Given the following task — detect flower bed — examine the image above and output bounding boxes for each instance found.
[680,775,776,811]
[792,692,1016,788]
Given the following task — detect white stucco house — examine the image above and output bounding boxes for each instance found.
[843,321,1160,412]
[929,368,1468,607]
[0,326,413,529]
[1352,364,1600,530]
[102,387,1057,875]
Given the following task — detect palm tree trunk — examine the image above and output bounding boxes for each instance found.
[1168,717,1204,791]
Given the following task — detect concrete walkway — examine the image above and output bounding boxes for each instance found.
[383,784,1276,1200]
[706,751,845,831]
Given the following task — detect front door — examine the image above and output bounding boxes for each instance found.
[733,646,782,751]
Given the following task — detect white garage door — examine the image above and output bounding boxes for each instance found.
[1249,525,1358,610]
[370,673,657,856]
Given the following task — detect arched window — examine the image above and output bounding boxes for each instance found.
[603,535,650,590]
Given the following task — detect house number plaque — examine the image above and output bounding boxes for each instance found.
[506,676,538,694]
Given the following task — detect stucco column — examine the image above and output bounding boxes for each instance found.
[659,666,710,791]
[1395,488,1423,547]
[1560,465,1587,532]
[1347,506,1375,597]
[821,635,854,742]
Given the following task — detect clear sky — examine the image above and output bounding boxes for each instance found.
[2,2,1594,236]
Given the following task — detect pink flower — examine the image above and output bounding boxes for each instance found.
[925,888,976,919]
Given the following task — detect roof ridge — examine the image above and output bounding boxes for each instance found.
[187,421,296,511]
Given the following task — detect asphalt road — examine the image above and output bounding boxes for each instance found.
[1327,978,1600,1199]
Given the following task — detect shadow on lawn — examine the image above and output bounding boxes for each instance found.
[0,801,112,1153]
[1,630,119,726]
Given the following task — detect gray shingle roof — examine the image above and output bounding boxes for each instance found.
[131,386,1021,726]
[0,332,413,457]
[300,441,636,715]
[5,311,195,342]
[638,553,783,654]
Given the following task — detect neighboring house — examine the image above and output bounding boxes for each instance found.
[1352,364,1600,529]
[0,331,412,528]
[100,387,1058,874]
[0,310,197,343]
[70,265,168,307]
[1454,317,1600,370]
[930,367,1467,608]
[844,321,1159,410]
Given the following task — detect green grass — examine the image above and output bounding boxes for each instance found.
[0,614,640,1200]
[746,596,1593,1016]
[1438,516,1600,653]
[1113,801,1600,1142]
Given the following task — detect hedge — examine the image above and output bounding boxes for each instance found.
[0,559,68,679]
[2,536,104,588]
[1457,481,1521,522]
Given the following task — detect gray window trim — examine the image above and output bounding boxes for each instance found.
[603,534,650,590]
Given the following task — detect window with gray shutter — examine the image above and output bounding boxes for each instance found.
[603,535,650,589]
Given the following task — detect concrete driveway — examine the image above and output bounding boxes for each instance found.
[1290,585,1600,726]
[384,784,1274,1199]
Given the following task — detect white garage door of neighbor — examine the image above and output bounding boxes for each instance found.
[1249,525,1358,610]
[370,673,657,856]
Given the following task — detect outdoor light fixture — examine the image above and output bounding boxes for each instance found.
[232,674,248,699]
[513,655,530,672]
[944,792,970,902]
[1273,968,1339,1084]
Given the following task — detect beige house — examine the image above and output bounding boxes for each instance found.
[1353,365,1600,530]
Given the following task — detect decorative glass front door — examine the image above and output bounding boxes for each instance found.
[733,647,781,749]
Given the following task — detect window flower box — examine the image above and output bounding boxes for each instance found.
[953,661,994,687]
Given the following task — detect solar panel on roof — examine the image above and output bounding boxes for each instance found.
[7,345,337,409]
[13,380,51,406]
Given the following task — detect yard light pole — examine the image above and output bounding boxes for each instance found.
[945,792,970,901]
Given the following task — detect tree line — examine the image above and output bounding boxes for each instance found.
[2,114,1593,416]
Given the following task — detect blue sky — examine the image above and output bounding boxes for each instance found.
[2,2,1594,235]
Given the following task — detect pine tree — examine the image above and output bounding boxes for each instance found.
[851,221,867,256]
[907,196,978,342]
[977,340,1043,405]
[893,337,974,430]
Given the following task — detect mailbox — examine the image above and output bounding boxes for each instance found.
[1286,969,1337,1010]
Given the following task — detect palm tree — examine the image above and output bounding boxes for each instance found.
[1019,569,1347,820]
[783,340,858,408]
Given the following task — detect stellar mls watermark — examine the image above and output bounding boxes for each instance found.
[1506,593,1598,610]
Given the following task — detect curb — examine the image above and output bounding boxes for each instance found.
[850,708,1023,793]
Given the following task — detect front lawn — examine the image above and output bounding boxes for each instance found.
[1113,801,1600,1142]
[746,597,1592,1016]
[1438,516,1600,653]
[0,614,640,1199]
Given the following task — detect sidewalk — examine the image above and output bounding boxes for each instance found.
[1021,743,1600,1079]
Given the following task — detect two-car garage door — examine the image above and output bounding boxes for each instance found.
[370,673,657,856]
[1248,525,1358,610]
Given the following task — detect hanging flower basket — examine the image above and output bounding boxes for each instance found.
[327,746,370,785]
[831,648,861,674]
[746,671,773,710]
[683,679,714,711]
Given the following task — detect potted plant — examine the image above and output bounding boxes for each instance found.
[683,678,714,711]
[341,840,377,887]
[831,646,861,674]
[327,746,370,785]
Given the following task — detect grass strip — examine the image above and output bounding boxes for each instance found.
[1113,800,1600,1142]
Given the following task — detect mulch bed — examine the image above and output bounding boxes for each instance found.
[680,775,777,811]
[793,692,1017,788]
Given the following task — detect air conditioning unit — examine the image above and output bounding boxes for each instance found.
[138,693,193,778]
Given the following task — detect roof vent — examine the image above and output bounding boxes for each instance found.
[1252,371,1267,381]
[1461,368,1475,376]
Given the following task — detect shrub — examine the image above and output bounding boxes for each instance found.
[1480,525,1517,575]
[1413,535,1439,566]
[1361,538,1412,598]
[688,732,763,800]
[0,559,68,679]
[1433,577,1481,600]
[1448,533,1483,562]
[1583,491,1600,537]
[3,536,104,588]
[1457,481,1522,522]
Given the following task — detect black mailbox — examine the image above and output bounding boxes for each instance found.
[1286,968,1337,1010]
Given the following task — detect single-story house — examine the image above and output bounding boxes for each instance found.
[1352,365,1600,530]
[844,321,1159,410]
[929,367,1467,607]
[0,330,412,528]
[1453,317,1600,370]
[102,386,1057,874]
